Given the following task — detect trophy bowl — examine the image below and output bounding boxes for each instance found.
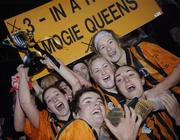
[2,31,46,76]
[2,31,32,52]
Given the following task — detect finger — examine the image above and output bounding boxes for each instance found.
[162,94,175,103]
[160,95,174,107]
[124,104,130,119]
[160,98,171,112]
[136,114,142,127]
[104,117,115,131]
[135,114,142,135]
[129,107,136,122]
[171,94,179,103]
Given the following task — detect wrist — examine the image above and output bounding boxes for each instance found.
[175,118,180,126]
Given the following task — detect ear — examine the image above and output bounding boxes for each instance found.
[73,112,80,119]
[141,77,145,85]
[47,107,52,113]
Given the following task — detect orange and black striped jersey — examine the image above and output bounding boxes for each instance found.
[137,111,179,140]
[118,41,180,94]
[24,110,73,140]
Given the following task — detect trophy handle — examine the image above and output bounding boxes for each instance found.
[2,36,15,47]
[33,44,60,69]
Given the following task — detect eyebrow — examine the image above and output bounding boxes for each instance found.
[127,69,133,72]
[97,97,102,100]
[81,96,102,103]
[115,73,121,77]
[81,97,92,103]
[115,69,133,76]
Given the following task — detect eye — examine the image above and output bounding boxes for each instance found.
[116,78,122,83]
[94,69,100,73]
[84,100,91,104]
[108,40,113,44]
[129,73,135,77]
[99,45,105,50]
[81,66,86,70]
[103,64,108,68]
[47,99,52,104]
[63,87,67,90]
[97,99,103,104]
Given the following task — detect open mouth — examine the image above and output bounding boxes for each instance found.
[108,51,116,57]
[103,75,111,82]
[55,102,64,111]
[126,85,136,92]
[92,109,101,115]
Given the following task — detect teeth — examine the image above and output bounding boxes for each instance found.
[103,75,110,80]
[93,109,101,115]
[127,85,135,92]
[108,51,115,57]
[56,102,62,108]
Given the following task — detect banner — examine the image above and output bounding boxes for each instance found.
[4,0,162,80]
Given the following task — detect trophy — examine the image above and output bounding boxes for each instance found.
[2,31,60,76]
[107,97,154,126]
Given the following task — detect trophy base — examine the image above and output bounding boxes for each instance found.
[23,52,45,76]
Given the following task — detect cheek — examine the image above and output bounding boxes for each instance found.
[93,73,101,81]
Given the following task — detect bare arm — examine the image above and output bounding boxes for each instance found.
[18,65,39,128]
[145,64,180,98]
[41,56,91,95]
[160,94,180,126]
[11,73,25,131]
[156,64,180,91]
[14,92,25,131]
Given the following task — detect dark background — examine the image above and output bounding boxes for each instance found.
[0,0,180,118]
[0,0,50,117]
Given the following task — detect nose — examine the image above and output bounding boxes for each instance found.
[101,69,106,75]
[123,76,130,83]
[106,45,112,51]
[52,97,58,102]
[95,101,100,107]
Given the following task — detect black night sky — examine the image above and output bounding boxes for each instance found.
[0,0,50,117]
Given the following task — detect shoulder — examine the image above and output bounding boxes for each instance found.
[138,41,162,50]
[61,119,91,131]
[57,119,96,140]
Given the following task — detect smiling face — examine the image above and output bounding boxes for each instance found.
[90,57,115,91]
[96,35,123,63]
[77,91,105,128]
[115,66,145,99]
[59,81,73,102]
[72,62,90,82]
[44,87,70,118]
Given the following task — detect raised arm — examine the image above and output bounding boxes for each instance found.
[41,55,91,95]
[12,75,25,132]
[17,65,39,128]
[145,64,180,98]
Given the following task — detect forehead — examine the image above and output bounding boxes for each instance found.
[44,87,63,98]
[73,62,87,69]
[91,57,109,67]
[80,92,101,102]
[115,66,136,75]
[97,35,114,45]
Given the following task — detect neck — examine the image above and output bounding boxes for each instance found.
[116,49,127,66]
[56,111,70,121]
[104,86,118,94]
[94,126,101,137]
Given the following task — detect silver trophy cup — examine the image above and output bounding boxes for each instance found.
[2,31,45,76]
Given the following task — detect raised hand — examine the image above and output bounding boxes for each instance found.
[160,94,180,125]
[104,105,142,140]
